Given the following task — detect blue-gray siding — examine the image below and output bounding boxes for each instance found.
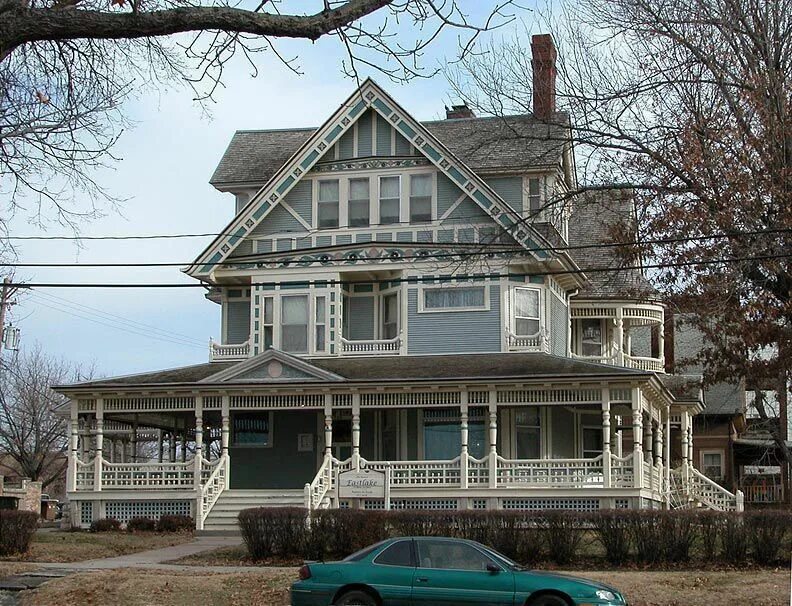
[225,300,251,344]
[407,285,501,354]
[436,174,462,217]
[358,110,373,157]
[485,176,523,213]
[249,204,307,238]
[376,113,392,156]
[395,131,411,156]
[548,293,568,356]
[346,296,375,340]
[284,179,312,225]
[338,129,354,159]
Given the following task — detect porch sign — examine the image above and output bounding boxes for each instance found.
[338,469,386,499]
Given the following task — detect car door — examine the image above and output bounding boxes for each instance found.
[362,539,416,606]
[411,538,515,606]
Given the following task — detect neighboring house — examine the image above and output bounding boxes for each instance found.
[669,315,789,506]
[53,35,741,531]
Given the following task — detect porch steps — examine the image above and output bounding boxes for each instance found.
[202,489,305,533]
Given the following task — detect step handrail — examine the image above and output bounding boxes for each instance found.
[198,455,228,529]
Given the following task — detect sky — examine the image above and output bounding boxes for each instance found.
[4,2,538,379]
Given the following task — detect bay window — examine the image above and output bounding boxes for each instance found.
[281,295,309,353]
[318,179,340,228]
[514,288,540,335]
[348,178,370,227]
[409,174,432,223]
[379,176,401,225]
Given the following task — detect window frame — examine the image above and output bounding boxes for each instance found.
[581,424,604,459]
[378,174,402,226]
[512,286,542,336]
[347,177,371,228]
[280,294,310,354]
[577,318,605,357]
[317,178,340,229]
[231,411,274,449]
[408,173,433,223]
[701,449,725,480]
[418,284,490,313]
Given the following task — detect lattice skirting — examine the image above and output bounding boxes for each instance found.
[80,501,94,526]
[104,500,193,523]
[345,497,648,511]
[501,498,601,511]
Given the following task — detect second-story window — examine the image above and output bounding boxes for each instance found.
[379,176,401,225]
[281,295,308,353]
[580,319,603,356]
[315,296,327,352]
[409,174,432,223]
[514,288,540,336]
[528,177,542,214]
[318,180,340,228]
[262,297,274,350]
[382,293,398,339]
[422,285,487,312]
[348,178,370,227]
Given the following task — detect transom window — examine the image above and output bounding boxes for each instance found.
[348,178,370,227]
[409,174,432,223]
[281,295,309,353]
[422,285,487,312]
[232,412,272,446]
[513,288,540,335]
[379,176,401,225]
[318,180,340,229]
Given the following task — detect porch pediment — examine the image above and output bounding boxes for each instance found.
[201,349,345,383]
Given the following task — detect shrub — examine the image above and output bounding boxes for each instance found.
[126,517,157,532]
[660,510,696,563]
[746,510,790,565]
[626,510,664,564]
[592,510,632,565]
[538,511,586,565]
[90,517,121,532]
[155,515,194,533]
[310,509,388,560]
[0,510,39,555]
[238,507,308,560]
[719,512,748,564]
[696,510,723,561]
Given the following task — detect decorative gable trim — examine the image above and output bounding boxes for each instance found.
[202,349,345,383]
[187,79,551,278]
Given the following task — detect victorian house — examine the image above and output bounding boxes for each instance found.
[55,35,743,531]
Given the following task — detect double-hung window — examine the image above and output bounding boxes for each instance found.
[348,178,370,227]
[381,293,398,339]
[580,319,603,356]
[281,295,308,353]
[379,176,401,225]
[702,451,724,480]
[422,286,487,311]
[318,180,340,228]
[262,297,274,350]
[514,288,540,335]
[315,296,327,353]
[528,177,542,214]
[409,174,432,223]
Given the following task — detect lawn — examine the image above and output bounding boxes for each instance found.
[16,568,791,606]
[0,531,194,563]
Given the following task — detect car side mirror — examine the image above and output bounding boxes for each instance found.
[486,563,500,574]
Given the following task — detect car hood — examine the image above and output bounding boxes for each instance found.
[520,570,622,595]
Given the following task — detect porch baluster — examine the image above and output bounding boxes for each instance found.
[631,388,643,489]
[601,389,611,488]
[681,410,690,482]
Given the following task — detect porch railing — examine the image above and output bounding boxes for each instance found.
[340,336,401,355]
[100,460,196,489]
[569,352,619,365]
[209,338,251,362]
[467,456,490,486]
[496,455,604,488]
[198,456,228,529]
[670,466,744,511]
[363,457,463,487]
[75,458,96,491]
[742,483,783,503]
[505,329,549,352]
[610,453,635,487]
[304,455,334,511]
[624,354,665,373]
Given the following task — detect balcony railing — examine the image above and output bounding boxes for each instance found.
[505,329,549,352]
[624,354,665,372]
[340,336,401,355]
[209,338,250,362]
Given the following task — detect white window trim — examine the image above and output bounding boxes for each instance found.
[315,178,341,230]
[576,318,606,357]
[231,411,274,449]
[510,285,543,336]
[700,449,725,480]
[418,283,490,313]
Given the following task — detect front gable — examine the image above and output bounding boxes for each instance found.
[188,79,552,279]
[203,349,345,383]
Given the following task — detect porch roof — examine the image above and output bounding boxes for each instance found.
[56,352,652,391]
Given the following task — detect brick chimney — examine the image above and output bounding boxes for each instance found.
[531,33,557,120]
[445,104,475,119]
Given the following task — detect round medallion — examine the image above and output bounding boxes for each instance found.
[268,361,283,378]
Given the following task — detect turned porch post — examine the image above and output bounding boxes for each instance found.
[664,407,671,508]
[157,429,164,463]
[194,395,204,491]
[460,391,469,490]
[130,417,138,462]
[169,429,177,463]
[631,388,644,489]
[681,410,690,479]
[94,398,104,492]
[181,432,187,463]
[67,400,78,492]
[324,394,333,460]
[615,307,625,366]
[351,393,361,471]
[488,390,498,488]
[601,388,611,488]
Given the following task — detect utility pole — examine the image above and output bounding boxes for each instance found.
[0,276,21,363]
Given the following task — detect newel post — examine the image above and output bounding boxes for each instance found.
[601,388,611,488]
[324,394,333,460]
[460,391,469,489]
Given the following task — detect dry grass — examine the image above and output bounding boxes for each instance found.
[0,531,194,563]
[0,562,37,577]
[170,546,299,568]
[16,567,791,606]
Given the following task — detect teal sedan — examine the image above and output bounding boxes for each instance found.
[291,537,626,606]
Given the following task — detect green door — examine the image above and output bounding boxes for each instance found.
[412,538,514,606]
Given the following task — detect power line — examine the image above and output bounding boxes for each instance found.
[5,227,790,268]
[6,252,790,289]
[29,290,207,347]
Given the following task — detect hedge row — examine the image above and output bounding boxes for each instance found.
[89,515,194,533]
[0,510,39,555]
[237,508,792,566]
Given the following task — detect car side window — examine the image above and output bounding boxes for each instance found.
[374,540,415,567]
[416,540,498,571]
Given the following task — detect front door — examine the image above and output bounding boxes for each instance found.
[412,538,515,606]
[333,418,353,461]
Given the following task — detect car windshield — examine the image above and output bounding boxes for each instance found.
[342,540,390,562]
